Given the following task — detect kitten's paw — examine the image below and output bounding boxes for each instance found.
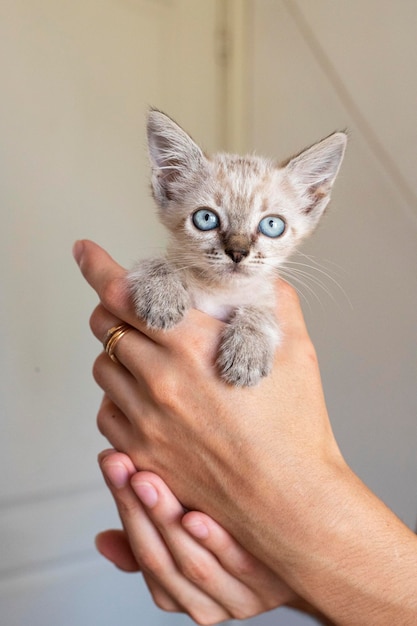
[217,311,278,387]
[217,331,273,386]
[128,259,190,330]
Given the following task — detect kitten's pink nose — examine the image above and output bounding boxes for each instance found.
[225,248,249,264]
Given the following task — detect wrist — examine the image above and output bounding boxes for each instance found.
[264,458,417,624]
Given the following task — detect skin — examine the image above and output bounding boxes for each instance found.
[95,449,304,624]
[74,240,417,625]
[94,453,330,625]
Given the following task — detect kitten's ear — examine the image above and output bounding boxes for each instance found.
[147,109,205,205]
[285,132,347,221]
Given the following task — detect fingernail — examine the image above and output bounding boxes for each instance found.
[183,519,209,540]
[133,481,158,508]
[72,240,84,265]
[102,461,129,489]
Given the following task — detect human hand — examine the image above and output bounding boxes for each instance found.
[96,449,298,624]
[74,240,343,549]
[75,240,417,625]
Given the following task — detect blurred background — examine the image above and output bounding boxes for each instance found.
[1,1,416,624]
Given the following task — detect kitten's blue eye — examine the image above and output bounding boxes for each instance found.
[258,215,286,238]
[192,208,220,231]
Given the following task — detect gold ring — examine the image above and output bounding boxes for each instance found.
[103,323,133,363]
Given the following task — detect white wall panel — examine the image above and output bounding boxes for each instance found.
[291,0,417,211]
[0,1,227,624]
[2,1,416,624]
[245,1,417,624]
[1,560,194,626]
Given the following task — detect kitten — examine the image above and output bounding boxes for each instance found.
[128,110,346,386]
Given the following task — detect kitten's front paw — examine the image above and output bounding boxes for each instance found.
[216,318,277,387]
[128,259,190,330]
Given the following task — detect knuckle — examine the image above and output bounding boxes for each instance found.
[89,305,101,337]
[304,340,319,366]
[230,551,258,578]
[115,494,140,518]
[182,333,205,364]
[101,275,126,312]
[179,555,210,587]
[228,594,268,621]
[279,279,299,304]
[143,575,179,613]
[189,613,207,626]
[89,304,119,342]
[150,375,181,412]
[95,393,115,437]
[151,594,177,613]
[92,353,107,388]
[189,608,224,626]
[139,551,167,581]
[231,607,258,621]
[96,407,106,437]
[294,336,319,370]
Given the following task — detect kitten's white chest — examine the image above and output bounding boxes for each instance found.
[190,281,273,322]
[191,290,233,321]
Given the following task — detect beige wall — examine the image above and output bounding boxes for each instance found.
[0,1,227,624]
[246,2,417,624]
[1,1,416,625]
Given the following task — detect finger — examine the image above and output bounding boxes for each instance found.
[90,291,223,365]
[131,472,279,619]
[73,240,132,318]
[182,511,295,608]
[97,453,184,612]
[97,453,184,613]
[143,573,183,614]
[95,532,183,613]
[73,240,167,343]
[99,453,231,624]
[96,394,135,452]
[94,530,183,612]
[95,529,140,572]
[94,528,183,612]
[90,304,124,344]
[275,279,310,340]
[91,304,223,414]
[75,240,222,350]
[90,304,159,376]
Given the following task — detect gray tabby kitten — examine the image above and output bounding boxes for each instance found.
[129,110,346,386]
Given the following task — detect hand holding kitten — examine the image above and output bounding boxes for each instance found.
[75,239,417,626]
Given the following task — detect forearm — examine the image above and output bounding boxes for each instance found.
[232,457,417,625]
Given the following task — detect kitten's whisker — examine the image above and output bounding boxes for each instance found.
[284,267,337,309]
[298,251,348,275]
[259,255,341,312]
[284,258,352,309]
[277,268,319,312]
[285,257,344,281]
[166,255,224,280]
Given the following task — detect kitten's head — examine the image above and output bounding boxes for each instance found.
[147,109,347,284]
